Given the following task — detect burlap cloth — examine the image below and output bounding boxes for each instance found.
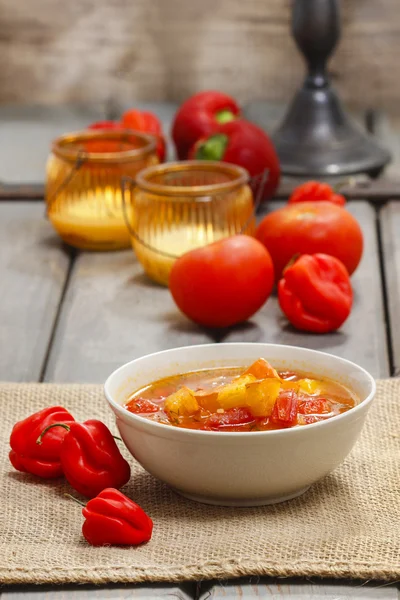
[0,380,399,585]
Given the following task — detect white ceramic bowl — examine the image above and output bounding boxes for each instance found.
[104,343,376,506]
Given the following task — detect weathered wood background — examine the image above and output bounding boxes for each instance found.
[0,0,399,111]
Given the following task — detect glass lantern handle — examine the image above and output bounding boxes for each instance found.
[121,176,179,259]
[46,151,87,214]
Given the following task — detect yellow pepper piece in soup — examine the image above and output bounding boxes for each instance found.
[217,374,257,410]
[164,387,199,419]
[245,378,281,417]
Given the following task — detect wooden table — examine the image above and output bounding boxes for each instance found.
[1,104,400,599]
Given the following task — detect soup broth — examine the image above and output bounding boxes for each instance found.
[125,359,358,432]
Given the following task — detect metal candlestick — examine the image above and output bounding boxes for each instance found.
[249,0,390,178]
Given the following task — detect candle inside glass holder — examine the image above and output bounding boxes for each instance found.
[46,130,159,250]
[124,161,255,286]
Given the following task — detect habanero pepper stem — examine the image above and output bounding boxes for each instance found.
[37,424,122,445]
[65,493,86,507]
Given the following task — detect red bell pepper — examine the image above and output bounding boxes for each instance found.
[271,390,299,427]
[203,407,255,431]
[126,397,159,414]
[81,488,153,546]
[38,420,131,498]
[289,181,346,207]
[189,120,280,200]
[172,91,240,160]
[9,407,75,478]
[278,253,353,333]
[121,109,166,161]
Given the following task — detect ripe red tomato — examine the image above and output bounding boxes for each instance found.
[256,202,363,280]
[169,236,274,328]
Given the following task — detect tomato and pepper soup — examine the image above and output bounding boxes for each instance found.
[125,358,358,432]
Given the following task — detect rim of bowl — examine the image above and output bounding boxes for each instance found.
[135,160,249,197]
[104,343,376,439]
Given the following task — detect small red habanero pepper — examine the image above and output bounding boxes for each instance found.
[278,253,353,333]
[88,110,166,161]
[190,120,280,200]
[9,407,75,478]
[288,181,346,207]
[39,420,131,498]
[121,109,166,161]
[172,90,240,160]
[81,488,153,546]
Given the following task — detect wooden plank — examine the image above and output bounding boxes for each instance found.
[380,201,400,376]
[44,201,389,383]
[44,251,215,383]
[1,1,400,113]
[2,177,400,203]
[0,583,196,599]
[199,578,400,598]
[0,202,70,382]
[222,201,389,378]
[370,111,400,181]
[0,105,105,185]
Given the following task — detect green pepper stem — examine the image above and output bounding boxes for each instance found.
[36,422,71,445]
[195,133,229,161]
[215,109,236,124]
[64,493,86,507]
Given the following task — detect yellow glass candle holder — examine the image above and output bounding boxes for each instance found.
[123,161,256,286]
[46,130,159,251]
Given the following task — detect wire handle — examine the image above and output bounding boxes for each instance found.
[121,168,269,260]
[46,151,88,214]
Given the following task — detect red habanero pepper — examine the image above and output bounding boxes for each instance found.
[9,407,75,478]
[278,253,353,333]
[39,420,131,498]
[121,109,166,161]
[190,120,280,200]
[81,488,153,546]
[288,181,346,207]
[172,90,240,160]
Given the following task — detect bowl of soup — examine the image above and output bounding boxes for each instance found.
[104,343,375,506]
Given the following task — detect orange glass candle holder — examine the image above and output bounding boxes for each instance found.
[46,130,159,251]
[123,161,256,286]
